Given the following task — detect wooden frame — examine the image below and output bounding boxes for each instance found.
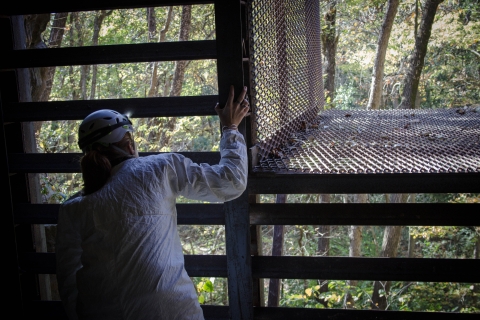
[1,1,479,319]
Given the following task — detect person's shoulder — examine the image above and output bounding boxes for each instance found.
[141,152,185,163]
[61,191,83,207]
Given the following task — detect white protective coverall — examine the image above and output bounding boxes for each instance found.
[56,129,247,320]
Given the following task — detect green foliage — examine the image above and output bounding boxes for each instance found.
[193,277,227,305]
[397,282,480,312]
[278,279,480,312]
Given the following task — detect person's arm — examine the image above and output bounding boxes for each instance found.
[56,202,82,320]
[169,85,250,202]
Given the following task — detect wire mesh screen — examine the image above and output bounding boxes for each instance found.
[253,108,480,174]
[248,0,324,161]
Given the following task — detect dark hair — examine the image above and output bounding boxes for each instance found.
[80,132,135,195]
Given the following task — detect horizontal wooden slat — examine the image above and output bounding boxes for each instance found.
[8,152,221,173]
[23,301,67,320]
[18,252,227,277]
[184,254,227,277]
[248,173,480,194]
[0,0,214,15]
[3,96,218,122]
[14,204,59,225]
[20,253,480,283]
[14,203,224,225]
[253,307,480,319]
[24,301,229,320]
[15,202,478,226]
[250,203,480,226]
[1,40,216,69]
[23,301,480,320]
[251,256,480,283]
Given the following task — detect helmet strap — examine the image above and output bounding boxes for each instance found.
[110,144,133,157]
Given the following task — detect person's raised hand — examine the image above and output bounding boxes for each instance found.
[215,85,250,130]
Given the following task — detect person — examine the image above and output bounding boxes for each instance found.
[55,85,250,320]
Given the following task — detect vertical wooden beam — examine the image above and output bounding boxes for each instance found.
[249,195,264,307]
[11,14,53,301]
[1,16,25,314]
[242,0,263,309]
[1,79,24,315]
[215,0,253,319]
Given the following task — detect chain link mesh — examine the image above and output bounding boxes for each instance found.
[248,0,324,161]
[253,108,480,174]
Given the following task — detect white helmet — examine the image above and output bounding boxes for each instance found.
[78,109,134,151]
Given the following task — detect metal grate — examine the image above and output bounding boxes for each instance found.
[248,0,324,161]
[253,108,480,174]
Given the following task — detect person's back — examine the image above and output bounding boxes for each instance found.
[56,86,250,319]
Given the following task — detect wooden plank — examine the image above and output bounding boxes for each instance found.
[3,95,218,122]
[13,204,59,225]
[13,203,225,225]
[23,300,479,320]
[215,0,253,319]
[20,252,480,284]
[24,301,230,320]
[0,72,23,313]
[201,305,230,320]
[249,195,264,308]
[24,301,68,320]
[184,255,227,277]
[0,0,214,15]
[248,173,480,194]
[1,40,216,69]
[249,203,480,226]
[18,252,228,277]
[16,202,478,226]
[8,152,221,173]
[252,256,480,283]
[253,307,480,319]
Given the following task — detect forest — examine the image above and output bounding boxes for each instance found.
[21,0,479,313]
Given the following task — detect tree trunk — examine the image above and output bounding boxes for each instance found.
[315,194,330,307]
[148,7,173,97]
[67,13,80,100]
[321,1,338,106]
[399,0,444,109]
[147,7,157,41]
[24,13,67,136]
[90,10,113,99]
[267,194,287,307]
[72,13,90,100]
[159,5,192,149]
[24,14,50,102]
[80,65,91,100]
[345,194,366,308]
[371,194,407,310]
[169,5,191,97]
[367,0,399,110]
[32,12,68,103]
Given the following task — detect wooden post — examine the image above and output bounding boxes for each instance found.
[215,0,253,319]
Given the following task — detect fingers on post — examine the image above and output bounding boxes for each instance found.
[226,85,235,104]
[214,102,221,115]
[236,86,247,104]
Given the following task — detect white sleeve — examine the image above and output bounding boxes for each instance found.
[56,203,82,320]
[168,129,248,202]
